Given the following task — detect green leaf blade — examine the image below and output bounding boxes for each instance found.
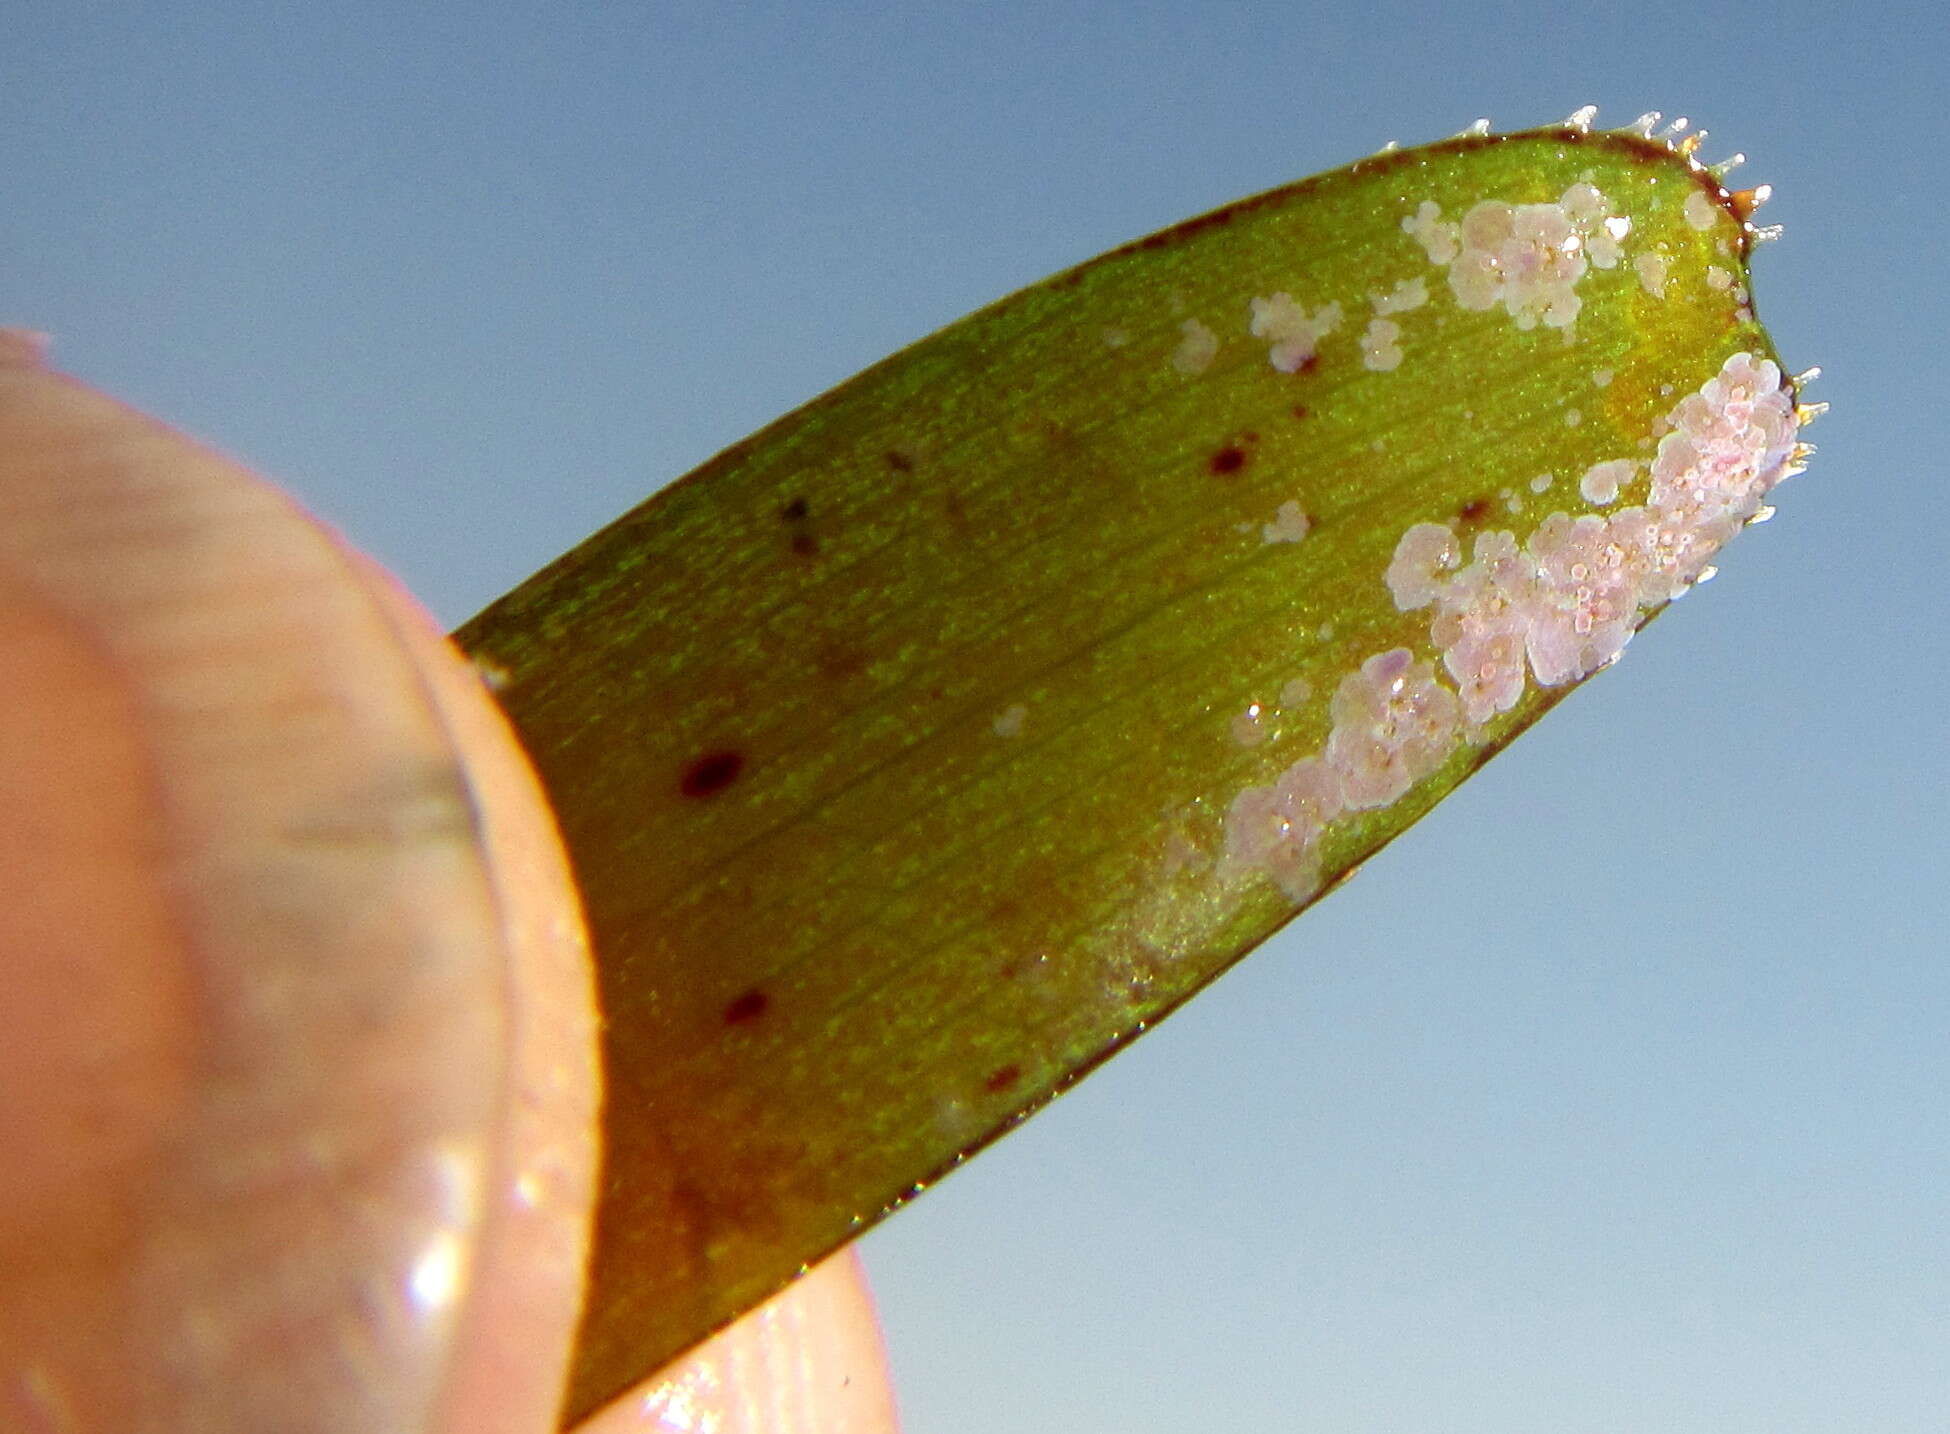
[457,122,1806,1421]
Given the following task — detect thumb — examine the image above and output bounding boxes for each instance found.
[0,334,596,1432]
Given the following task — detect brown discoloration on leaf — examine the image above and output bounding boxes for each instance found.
[983,1063,1022,1093]
[723,988,770,1025]
[1208,445,1248,476]
[678,750,744,799]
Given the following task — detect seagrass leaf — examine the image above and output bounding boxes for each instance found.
[454,115,1812,1423]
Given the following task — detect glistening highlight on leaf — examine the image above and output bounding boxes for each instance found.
[454,109,1815,1423]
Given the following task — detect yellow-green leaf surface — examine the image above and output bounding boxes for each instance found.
[456,118,1810,1422]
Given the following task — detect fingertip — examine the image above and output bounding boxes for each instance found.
[0,362,587,1431]
[0,327,52,367]
[0,359,889,1434]
[571,1252,900,1434]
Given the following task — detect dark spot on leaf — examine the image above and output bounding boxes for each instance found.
[885,449,914,472]
[1291,404,1310,420]
[791,531,819,557]
[1209,446,1248,476]
[780,496,810,522]
[1459,497,1493,524]
[984,1063,1022,1093]
[680,750,744,798]
[1243,430,1259,444]
[815,643,868,681]
[1295,354,1319,376]
[723,987,770,1025]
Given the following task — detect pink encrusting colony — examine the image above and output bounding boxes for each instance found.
[1224,351,1803,901]
[1404,181,1630,332]
[1249,293,1344,371]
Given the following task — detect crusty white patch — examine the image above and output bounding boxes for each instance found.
[993,704,1027,738]
[1159,828,1205,877]
[1230,703,1268,747]
[1249,294,1342,372]
[1635,252,1669,299]
[1361,317,1404,371]
[1371,276,1429,315]
[1420,182,1631,332]
[1579,458,1634,505]
[1402,201,1460,264]
[1261,500,1312,545]
[1385,351,1802,732]
[1171,317,1219,374]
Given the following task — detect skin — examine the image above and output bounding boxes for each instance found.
[0,331,899,1434]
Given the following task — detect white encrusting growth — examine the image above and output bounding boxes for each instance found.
[993,704,1027,738]
[1636,251,1670,298]
[1215,115,1793,904]
[1223,650,1463,901]
[1402,349,1797,692]
[1579,458,1634,505]
[1371,277,1430,315]
[1222,756,1345,900]
[1261,500,1312,545]
[1403,201,1461,265]
[1230,704,1268,747]
[1384,521,1461,608]
[1361,317,1404,371]
[1405,182,1630,331]
[1324,649,1463,808]
[1171,318,1219,374]
[1248,293,1342,371]
[1226,352,1802,902]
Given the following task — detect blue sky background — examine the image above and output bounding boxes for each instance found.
[7,4,1946,1431]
